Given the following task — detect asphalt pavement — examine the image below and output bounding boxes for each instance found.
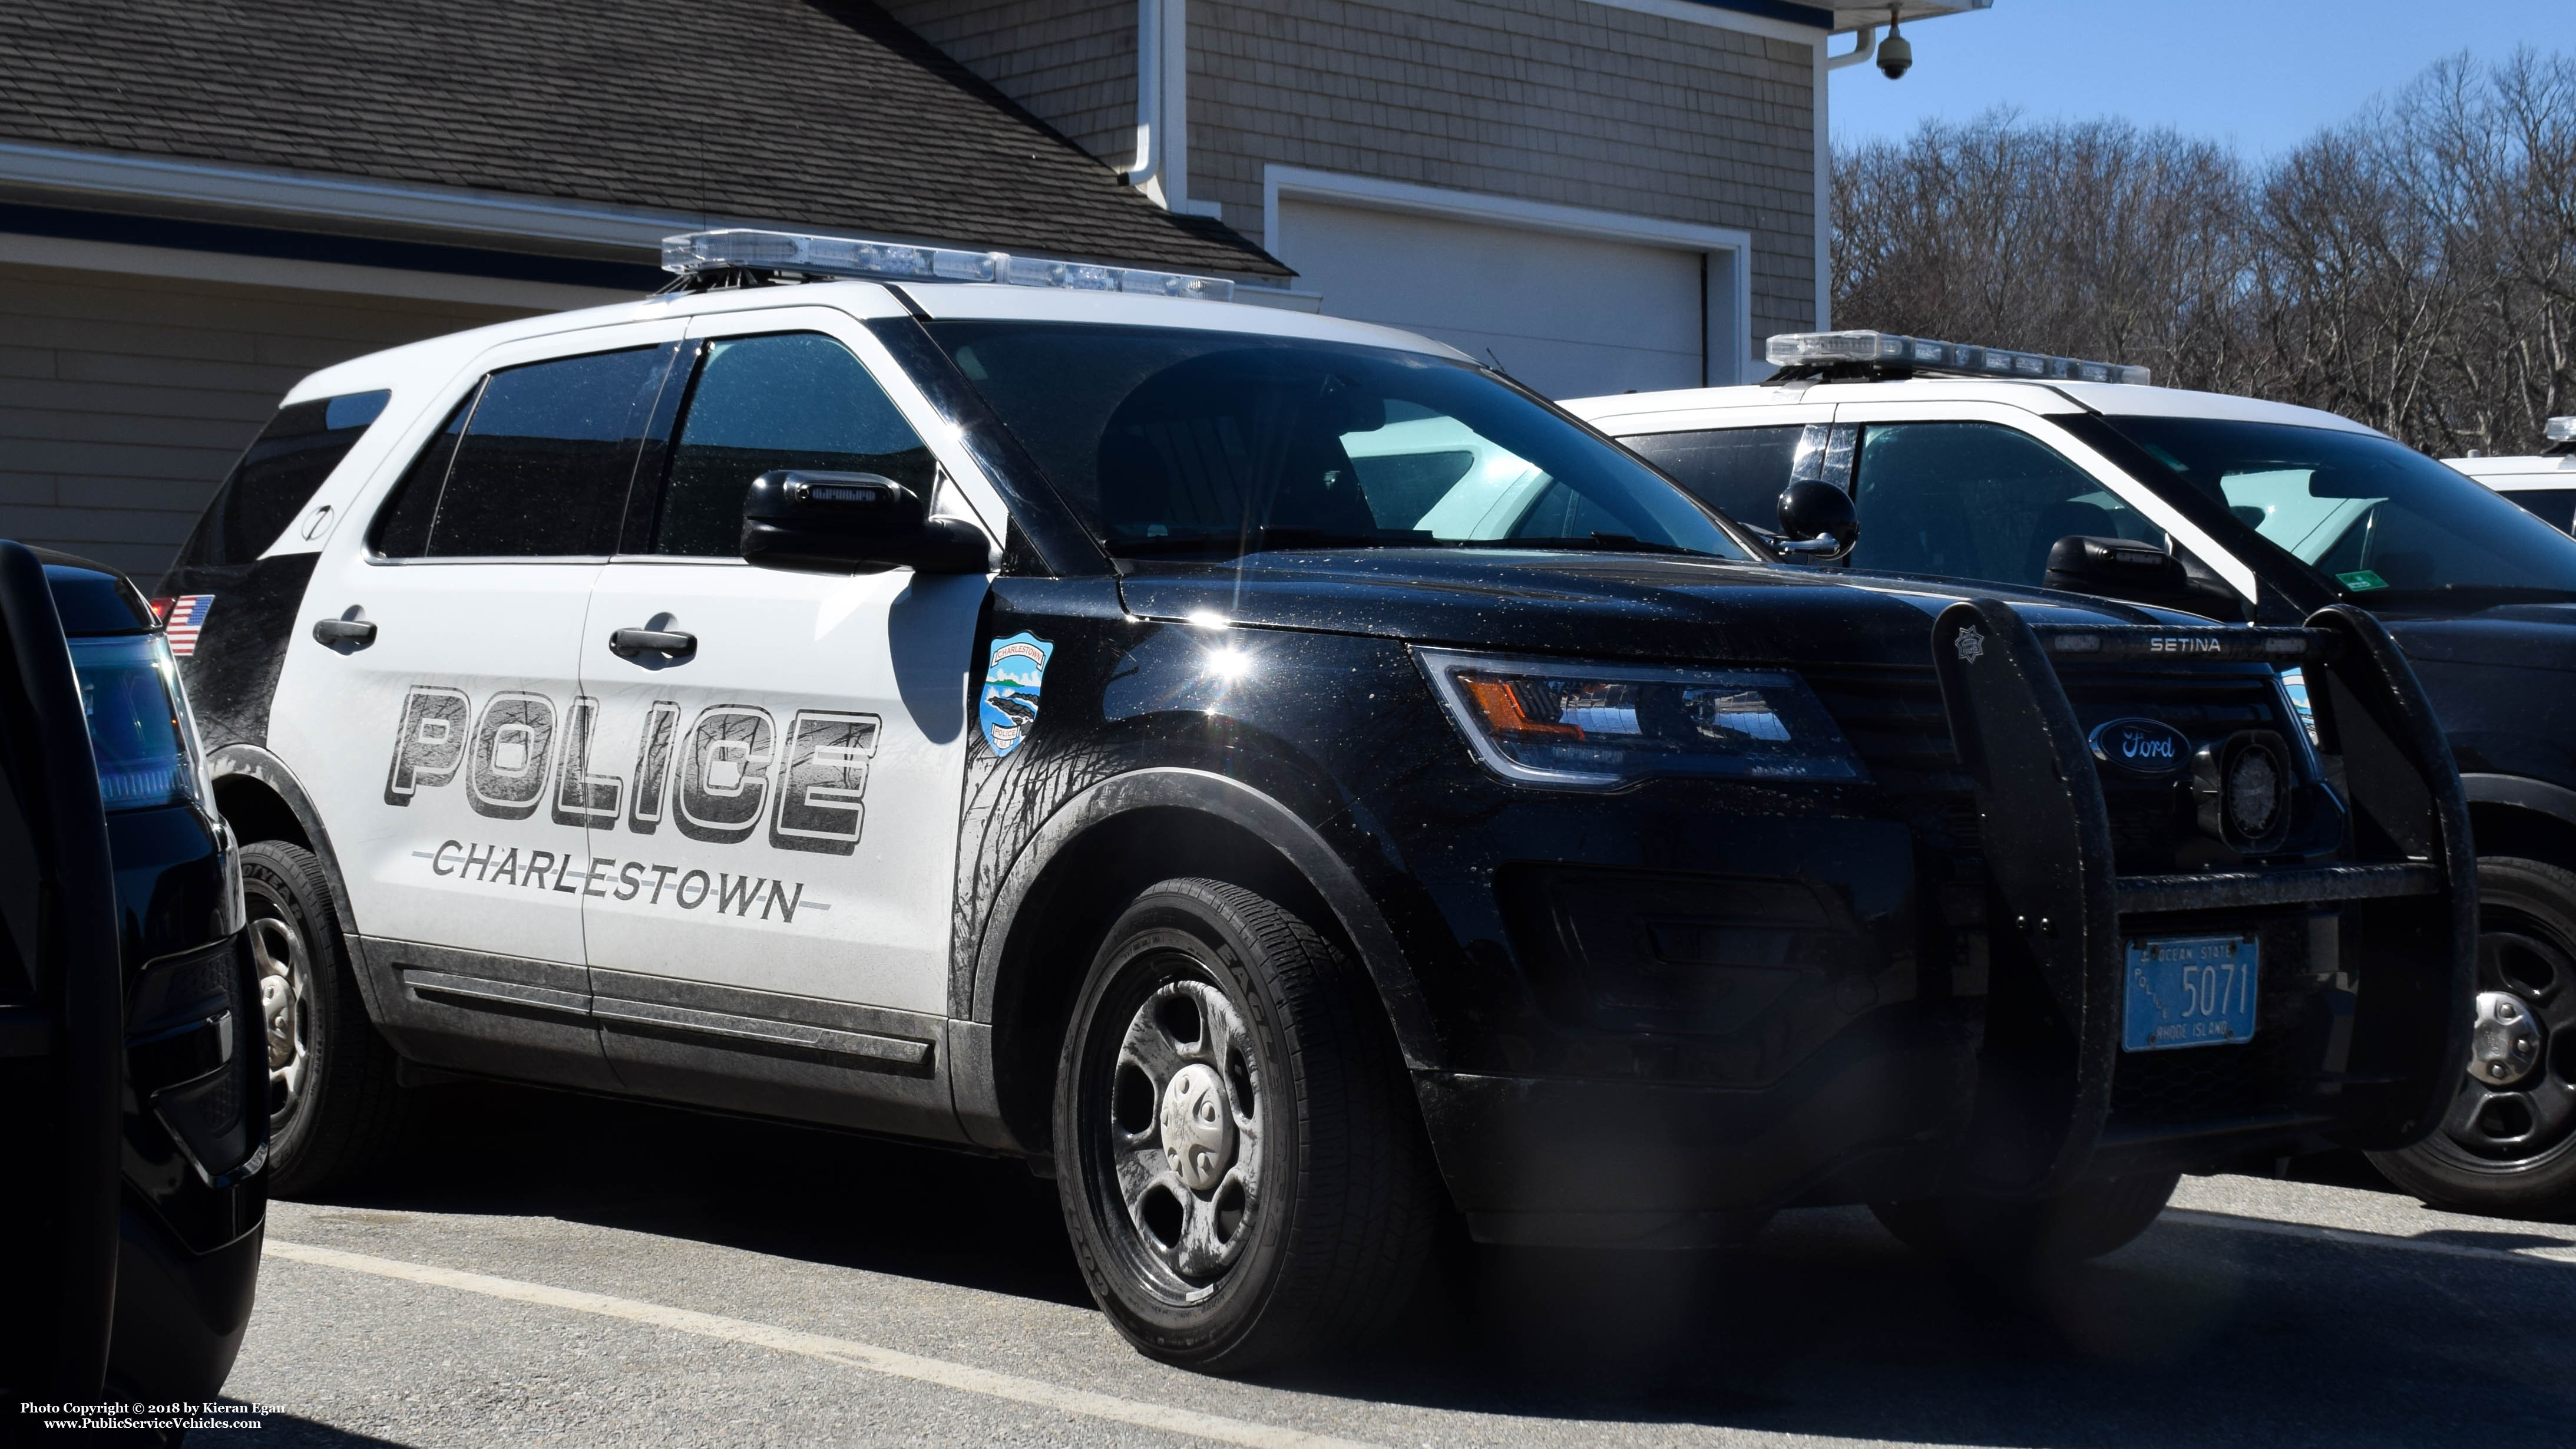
[146,1080,2576,1447]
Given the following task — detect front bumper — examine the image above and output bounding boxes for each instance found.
[1413,604,2474,1245]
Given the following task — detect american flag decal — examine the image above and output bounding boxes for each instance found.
[165,594,214,656]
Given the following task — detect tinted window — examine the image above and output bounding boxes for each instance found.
[373,347,670,559]
[370,391,473,558]
[650,333,934,557]
[1621,426,1804,529]
[1848,422,2165,587]
[176,391,389,569]
[922,322,1745,560]
[2101,416,2576,609]
[2501,487,2576,534]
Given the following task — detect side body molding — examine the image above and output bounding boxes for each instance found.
[955,767,1438,1149]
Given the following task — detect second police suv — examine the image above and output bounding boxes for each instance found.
[164,230,2471,1371]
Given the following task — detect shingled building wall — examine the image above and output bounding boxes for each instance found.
[887,0,1826,348]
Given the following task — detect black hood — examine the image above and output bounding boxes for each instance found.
[2382,602,2576,674]
[1116,549,2191,669]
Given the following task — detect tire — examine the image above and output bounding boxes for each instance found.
[1871,1171,2179,1268]
[240,840,402,1196]
[1053,878,1438,1373]
[2369,856,2576,1215]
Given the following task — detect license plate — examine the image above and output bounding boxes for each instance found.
[2122,935,2259,1051]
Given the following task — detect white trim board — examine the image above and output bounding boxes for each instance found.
[1262,166,1758,387]
[0,232,641,312]
[0,140,720,254]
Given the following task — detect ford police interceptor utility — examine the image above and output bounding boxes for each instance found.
[2447,415,2576,537]
[161,243,2471,1369]
[1571,332,2576,1215]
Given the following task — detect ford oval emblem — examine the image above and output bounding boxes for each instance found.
[2089,717,2190,777]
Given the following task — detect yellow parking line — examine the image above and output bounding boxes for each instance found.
[264,1238,1386,1449]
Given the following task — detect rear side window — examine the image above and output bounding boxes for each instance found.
[1620,426,1803,529]
[176,391,389,568]
[646,332,935,557]
[371,346,672,559]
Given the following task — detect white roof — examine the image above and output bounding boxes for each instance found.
[2448,454,2576,484]
[1564,378,2383,437]
[283,277,1467,405]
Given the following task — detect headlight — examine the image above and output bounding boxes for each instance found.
[1416,648,1864,788]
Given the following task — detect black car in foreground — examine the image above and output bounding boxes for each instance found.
[0,541,262,1424]
[159,256,2472,1370]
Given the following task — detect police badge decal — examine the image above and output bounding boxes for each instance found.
[980,632,1054,757]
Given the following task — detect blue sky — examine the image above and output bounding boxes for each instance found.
[1828,1,2576,158]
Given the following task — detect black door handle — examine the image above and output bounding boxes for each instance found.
[312,618,376,648]
[609,627,696,658]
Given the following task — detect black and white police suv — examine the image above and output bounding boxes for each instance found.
[1569,333,2576,1214]
[164,237,2471,1369]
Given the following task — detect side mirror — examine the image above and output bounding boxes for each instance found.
[1774,479,1858,559]
[2043,535,2247,622]
[739,470,993,575]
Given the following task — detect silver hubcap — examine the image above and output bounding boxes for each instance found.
[250,913,311,1116]
[1107,979,1262,1296]
[2438,920,2576,1162]
[2471,990,2543,1085]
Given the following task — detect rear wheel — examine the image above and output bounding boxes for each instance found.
[1871,1171,2179,1268]
[2370,857,2576,1214]
[240,840,401,1196]
[1053,878,1437,1372]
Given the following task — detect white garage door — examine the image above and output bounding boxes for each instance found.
[1272,199,1711,400]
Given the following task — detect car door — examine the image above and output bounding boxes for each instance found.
[270,321,682,1087]
[573,306,992,1131]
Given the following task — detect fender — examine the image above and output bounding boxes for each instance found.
[207,742,363,942]
[962,766,1440,1104]
[2461,771,2576,831]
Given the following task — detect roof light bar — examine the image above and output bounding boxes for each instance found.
[2546,416,2575,443]
[661,229,1235,302]
[1765,331,2152,387]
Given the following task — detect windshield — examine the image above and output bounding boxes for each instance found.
[920,322,1746,561]
[2098,416,2576,610]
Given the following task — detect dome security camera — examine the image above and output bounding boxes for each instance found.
[1877,13,1912,79]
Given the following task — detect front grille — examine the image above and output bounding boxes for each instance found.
[1810,664,2300,874]
[2107,913,2329,1128]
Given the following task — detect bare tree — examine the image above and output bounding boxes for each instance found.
[1832,51,2576,456]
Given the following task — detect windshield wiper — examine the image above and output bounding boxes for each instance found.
[1102,526,1419,558]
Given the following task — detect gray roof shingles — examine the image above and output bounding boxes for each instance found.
[0,0,1287,276]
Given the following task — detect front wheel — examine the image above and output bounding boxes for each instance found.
[240,840,402,1196]
[1053,879,1437,1373]
[1871,1171,2180,1268]
[2370,857,2576,1215]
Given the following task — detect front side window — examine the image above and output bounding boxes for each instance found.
[2098,416,2576,611]
[647,332,935,557]
[177,390,390,569]
[1620,425,1805,531]
[919,322,1747,561]
[1847,421,2166,587]
[371,346,672,559]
